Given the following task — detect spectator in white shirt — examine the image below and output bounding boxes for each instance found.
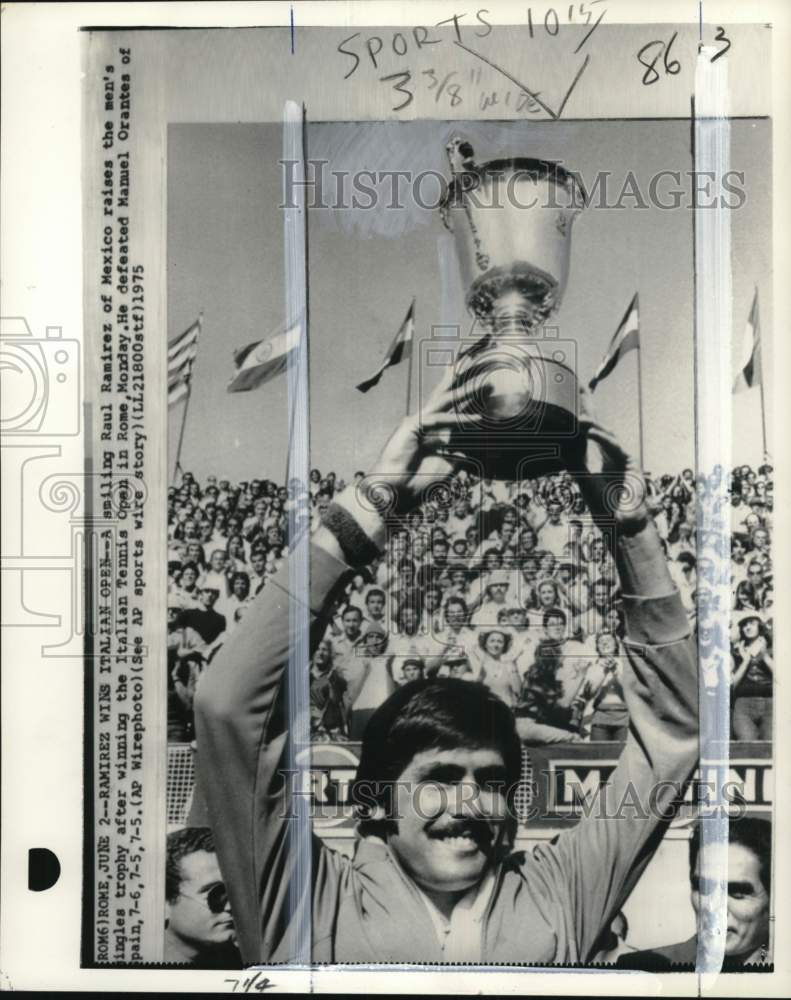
[471,570,512,628]
[473,628,523,708]
[200,549,231,598]
[362,587,388,635]
[537,500,569,555]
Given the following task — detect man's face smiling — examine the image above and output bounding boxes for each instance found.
[389,746,508,898]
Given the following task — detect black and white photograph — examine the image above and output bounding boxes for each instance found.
[165,116,773,966]
[2,4,788,994]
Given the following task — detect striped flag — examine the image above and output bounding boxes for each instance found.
[733,291,761,393]
[588,294,640,391]
[356,301,415,394]
[168,317,202,406]
[227,321,302,393]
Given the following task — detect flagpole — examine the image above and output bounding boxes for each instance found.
[172,312,202,481]
[405,297,416,416]
[755,288,768,457]
[636,338,645,472]
[285,353,303,485]
[173,376,193,481]
[758,377,768,458]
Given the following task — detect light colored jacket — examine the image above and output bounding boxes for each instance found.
[195,540,697,965]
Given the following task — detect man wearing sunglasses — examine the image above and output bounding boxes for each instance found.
[194,377,698,964]
[164,827,240,967]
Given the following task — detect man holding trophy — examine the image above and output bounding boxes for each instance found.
[194,140,698,964]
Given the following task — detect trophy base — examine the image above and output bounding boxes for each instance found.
[442,347,580,480]
[445,405,577,480]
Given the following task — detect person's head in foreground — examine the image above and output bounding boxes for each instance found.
[165,827,236,965]
[351,679,521,914]
[689,817,771,962]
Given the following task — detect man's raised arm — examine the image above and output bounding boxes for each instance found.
[193,368,482,963]
[538,412,699,962]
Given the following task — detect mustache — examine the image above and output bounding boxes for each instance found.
[427,817,499,846]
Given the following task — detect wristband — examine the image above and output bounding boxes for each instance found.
[321,502,383,567]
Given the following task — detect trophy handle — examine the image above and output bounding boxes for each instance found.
[445,135,477,174]
[440,136,481,233]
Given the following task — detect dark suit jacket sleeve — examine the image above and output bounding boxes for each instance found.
[193,543,353,964]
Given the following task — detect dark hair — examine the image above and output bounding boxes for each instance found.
[365,587,386,603]
[352,679,522,842]
[737,614,765,641]
[166,827,216,903]
[445,596,469,616]
[543,607,567,627]
[688,817,772,893]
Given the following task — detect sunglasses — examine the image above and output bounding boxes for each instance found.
[181,881,229,913]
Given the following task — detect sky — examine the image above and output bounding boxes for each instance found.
[168,118,772,484]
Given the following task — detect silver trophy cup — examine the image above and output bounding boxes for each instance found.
[436,137,586,478]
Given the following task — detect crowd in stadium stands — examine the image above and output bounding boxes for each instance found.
[166,462,773,746]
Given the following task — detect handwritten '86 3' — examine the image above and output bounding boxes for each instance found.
[637,27,731,86]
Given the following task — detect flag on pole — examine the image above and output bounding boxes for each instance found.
[168,317,202,406]
[227,321,302,393]
[733,291,761,393]
[588,294,640,391]
[356,301,415,393]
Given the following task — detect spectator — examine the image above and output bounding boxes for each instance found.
[731,613,773,741]
[344,625,396,740]
[618,818,772,968]
[325,605,365,661]
[519,609,586,734]
[171,561,202,609]
[388,603,434,682]
[420,584,444,636]
[169,456,771,750]
[222,572,251,629]
[168,652,204,743]
[310,640,345,740]
[471,569,512,627]
[362,586,387,633]
[248,550,267,594]
[344,570,372,613]
[164,827,240,967]
[577,578,615,640]
[180,587,227,651]
[536,499,568,554]
[474,628,523,708]
[571,632,629,742]
[200,548,230,596]
[401,657,425,682]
